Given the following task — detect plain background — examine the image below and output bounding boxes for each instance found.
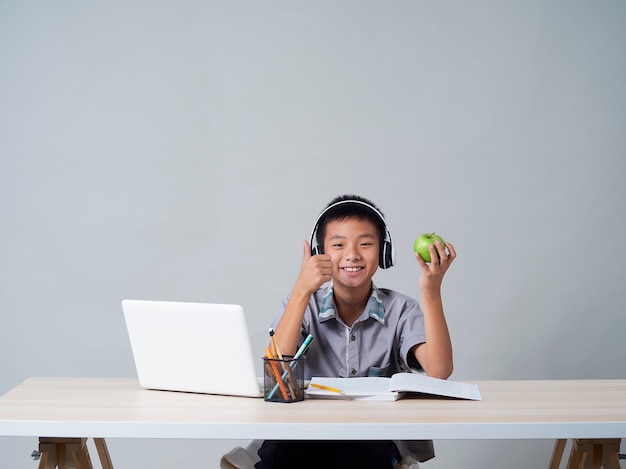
[1,1,625,467]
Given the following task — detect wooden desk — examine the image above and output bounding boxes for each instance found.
[0,377,625,440]
[0,378,624,468]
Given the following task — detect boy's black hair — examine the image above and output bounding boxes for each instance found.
[315,194,387,250]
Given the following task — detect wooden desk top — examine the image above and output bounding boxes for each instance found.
[1,378,625,440]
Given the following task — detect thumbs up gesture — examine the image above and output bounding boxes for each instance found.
[293,240,333,297]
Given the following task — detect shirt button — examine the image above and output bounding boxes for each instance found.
[351,369,357,375]
[350,334,357,341]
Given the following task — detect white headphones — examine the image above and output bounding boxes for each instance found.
[309,199,396,269]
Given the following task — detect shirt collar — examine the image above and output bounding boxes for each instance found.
[319,281,385,324]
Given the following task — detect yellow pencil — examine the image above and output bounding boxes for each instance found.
[310,383,344,394]
[269,328,283,359]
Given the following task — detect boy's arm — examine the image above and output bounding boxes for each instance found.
[413,240,456,379]
[274,240,332,355]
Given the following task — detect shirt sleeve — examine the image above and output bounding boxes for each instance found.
[395,296,426,371]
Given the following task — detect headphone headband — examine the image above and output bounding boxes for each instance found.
[309,199,396,269]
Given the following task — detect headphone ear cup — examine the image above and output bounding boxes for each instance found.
[380,241,390,269]
[310,227,318,256]
[310,233,323,256]
[380,236,395,269]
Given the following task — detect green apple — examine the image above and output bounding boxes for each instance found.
[413,232,446,263]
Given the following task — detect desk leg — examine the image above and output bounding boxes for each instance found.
[38,446,54,469]
[37,437,113,469]
[75,439,94,469]
[562,439,622,469]
[592,442,603,469]
[94,438,114,469]
[549,439,568,469]
[601,440,622,469]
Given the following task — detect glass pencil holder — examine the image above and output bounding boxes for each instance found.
[263,355,305,403]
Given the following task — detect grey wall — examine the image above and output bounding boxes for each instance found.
[2,1,625,467]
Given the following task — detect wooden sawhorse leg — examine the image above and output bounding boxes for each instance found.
[38,438,114,469]
[549,439,568,469]
[548,438,621,469]
[94,439,114,469]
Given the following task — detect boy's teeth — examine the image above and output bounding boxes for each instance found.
[344,267,361,272]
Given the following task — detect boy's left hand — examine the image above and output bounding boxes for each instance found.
[415,240,456,293]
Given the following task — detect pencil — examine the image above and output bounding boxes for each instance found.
[269,328,283,359]
[310,383,344,394]
[269,328,297,399]
[265,347,289,400]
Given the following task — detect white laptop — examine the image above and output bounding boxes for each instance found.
[122,299,264,398]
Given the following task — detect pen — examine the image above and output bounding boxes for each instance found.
[290,334,314,364]
[310,383,344,394]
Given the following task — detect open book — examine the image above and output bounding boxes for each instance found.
[305,372,481,401]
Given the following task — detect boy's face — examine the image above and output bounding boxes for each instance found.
[323,216,380,291]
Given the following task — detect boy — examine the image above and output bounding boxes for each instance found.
[256,195,456,468]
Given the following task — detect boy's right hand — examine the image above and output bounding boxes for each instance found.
[293,240,333,296]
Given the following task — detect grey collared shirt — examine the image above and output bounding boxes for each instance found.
[274,282,426,380]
